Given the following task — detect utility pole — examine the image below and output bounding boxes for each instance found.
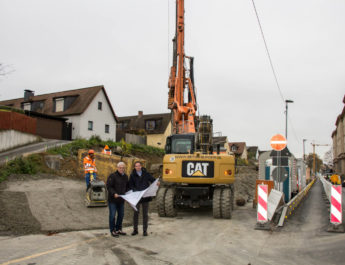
[285,100,294,139]
[303,139,307,161]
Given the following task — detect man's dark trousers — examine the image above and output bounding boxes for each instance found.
[109,202,124,232]
[133,201,149,232]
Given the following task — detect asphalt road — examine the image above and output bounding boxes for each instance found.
[0,139,70,165]
[0,179,345,265]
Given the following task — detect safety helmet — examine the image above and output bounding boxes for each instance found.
[88,149,95,154]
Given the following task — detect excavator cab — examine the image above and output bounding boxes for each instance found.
[165,134,195,154]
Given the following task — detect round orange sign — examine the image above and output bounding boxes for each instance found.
[270,134,287,151]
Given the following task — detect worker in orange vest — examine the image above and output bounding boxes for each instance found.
[83,149,97,191]
[330,174,341,185]
[102,145,112,155]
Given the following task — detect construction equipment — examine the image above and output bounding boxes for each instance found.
[311,142,330,176]
[85,170,107,207]
[157,0,235,219]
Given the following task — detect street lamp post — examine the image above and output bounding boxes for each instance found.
[285,99,294,139]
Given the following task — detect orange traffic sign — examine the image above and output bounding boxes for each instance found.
[270,134,287,151]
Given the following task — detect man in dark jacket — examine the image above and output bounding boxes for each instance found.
[129,161,159,236]
[106,161,129,237]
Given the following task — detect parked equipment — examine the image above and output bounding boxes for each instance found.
[157,0,235,219]
[85,171,107,207]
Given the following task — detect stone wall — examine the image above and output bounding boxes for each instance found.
[77,149,146,182]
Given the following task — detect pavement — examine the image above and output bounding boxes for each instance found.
[0,139,70,165]
[1,178,345,265]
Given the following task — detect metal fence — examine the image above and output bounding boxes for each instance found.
[125,133,146,145]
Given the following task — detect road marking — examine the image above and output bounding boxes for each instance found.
[0,235,106,265]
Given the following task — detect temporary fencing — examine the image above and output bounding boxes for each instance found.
[278,178,315,227]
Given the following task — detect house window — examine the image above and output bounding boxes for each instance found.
[231,145,238,152]
[55,98,64,112]
[145,120,156,130]
[88,121,93,131]
[105,124,109,133]
[98,102,102,110]
[118,120,129,130]
[23,103,31,111]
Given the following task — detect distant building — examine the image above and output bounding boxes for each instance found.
[116,111,171,148]
[212,136,230,154]
[332,95,345,175]
[228,142,247,159]
[247,146,259,160]
[0,86,118,141]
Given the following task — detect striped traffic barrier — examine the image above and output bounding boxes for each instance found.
[327,184,344,232]
[255,184,270,230]
[331,185,342,224]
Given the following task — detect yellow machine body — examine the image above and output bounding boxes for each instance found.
[163,153,235,185]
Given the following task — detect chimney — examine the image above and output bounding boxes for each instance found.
[138,110,143,117]
[24,90,34,101]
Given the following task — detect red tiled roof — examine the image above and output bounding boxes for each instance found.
[228,142,246,155]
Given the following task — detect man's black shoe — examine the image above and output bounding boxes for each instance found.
[111,231,119,237]
[143,231,148,236]
[116,230,127,235]
[131,230,138,236]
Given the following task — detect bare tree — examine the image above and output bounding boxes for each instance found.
[323,147,333,167]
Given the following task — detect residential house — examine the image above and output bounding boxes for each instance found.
[247,146,259,160]
[228,142,247,159]
[116,111,171,148]
[332,95,345,175]
[212,136,230,154]
[0,86,118,141]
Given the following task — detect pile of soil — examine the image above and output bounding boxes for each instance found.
[234,165,258,204]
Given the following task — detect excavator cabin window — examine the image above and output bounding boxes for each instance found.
[165,135,194,154]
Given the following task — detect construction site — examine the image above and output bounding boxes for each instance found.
[1,0,345,264]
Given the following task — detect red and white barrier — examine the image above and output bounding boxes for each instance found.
[257,185,268,222]
[331,185,342,224]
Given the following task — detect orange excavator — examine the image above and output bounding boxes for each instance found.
[157,0,236,219]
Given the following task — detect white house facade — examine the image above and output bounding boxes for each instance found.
[66,89,117,141]
[0,85,118,141]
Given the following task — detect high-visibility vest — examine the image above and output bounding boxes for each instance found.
[83,156,97,173]
[102,148,112,155]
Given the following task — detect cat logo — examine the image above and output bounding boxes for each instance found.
[182,161,214,178]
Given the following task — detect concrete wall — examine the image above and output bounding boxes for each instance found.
[146,122,171,149]
[78,149,145,183]
[65,90,117,141]
[0,130,39,152]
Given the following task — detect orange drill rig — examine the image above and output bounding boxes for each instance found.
[157,0,236,219]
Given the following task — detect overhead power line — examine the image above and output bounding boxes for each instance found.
[251,0,301,143]
[251,0,285,103]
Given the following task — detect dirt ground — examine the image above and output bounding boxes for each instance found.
[0,160,256,236]
[0,174,157,236]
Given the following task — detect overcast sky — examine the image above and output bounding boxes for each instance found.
[1,0,344,159]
